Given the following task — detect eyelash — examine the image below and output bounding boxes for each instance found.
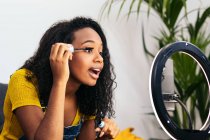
[84,47,94,53]
[84,47,103,56]
[99,52,103,56]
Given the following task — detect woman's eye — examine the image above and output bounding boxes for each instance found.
[85,48,94,53]
[99,52,103,56]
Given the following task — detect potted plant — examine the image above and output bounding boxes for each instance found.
[101,0,210,137]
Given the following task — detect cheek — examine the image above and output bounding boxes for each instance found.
[69,59,83,75]
[69,57,89,79]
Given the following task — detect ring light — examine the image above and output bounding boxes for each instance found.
[149,41,210,140]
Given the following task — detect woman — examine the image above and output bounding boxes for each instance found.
[0,17,119,140]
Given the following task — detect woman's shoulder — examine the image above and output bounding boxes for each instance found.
[8,68,37,90]
[11,68,33,78]
[10,68,35,83]
[7,68,41,111]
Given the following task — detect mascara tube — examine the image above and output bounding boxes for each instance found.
[68,44,74,53]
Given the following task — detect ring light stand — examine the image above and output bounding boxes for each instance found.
[149,41,210,139]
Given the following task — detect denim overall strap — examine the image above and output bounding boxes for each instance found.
[63,119,83,140]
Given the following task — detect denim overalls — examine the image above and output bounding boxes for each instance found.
[63,119,83,140]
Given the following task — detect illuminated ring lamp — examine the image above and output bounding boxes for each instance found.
[149,41,210,140]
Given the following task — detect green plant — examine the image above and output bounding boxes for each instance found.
[101,0,210,132]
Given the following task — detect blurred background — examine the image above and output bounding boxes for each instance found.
[0,0,210,139]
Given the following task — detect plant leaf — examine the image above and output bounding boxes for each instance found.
[137,0,143,18]
[127,0,136,20]
[117,0,127,19]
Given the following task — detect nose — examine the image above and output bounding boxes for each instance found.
[94,52,103,64]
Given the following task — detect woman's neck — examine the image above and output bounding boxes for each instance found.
[65,80,80,99]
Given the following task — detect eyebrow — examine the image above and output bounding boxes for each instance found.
[81,40,94,45]
[81,40,103,46]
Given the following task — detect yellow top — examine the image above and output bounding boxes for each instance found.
[0,69,93,140]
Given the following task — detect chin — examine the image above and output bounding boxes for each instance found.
[84,80,97,86]
[87,82,97,86]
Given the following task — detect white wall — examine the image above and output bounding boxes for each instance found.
[0,0,103,83]
[0,0,210,140]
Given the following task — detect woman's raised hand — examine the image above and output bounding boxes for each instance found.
[49,43,73,84]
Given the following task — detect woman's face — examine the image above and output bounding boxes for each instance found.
[69,27,104,86]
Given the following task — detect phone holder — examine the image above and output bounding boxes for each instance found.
[149,41,210,140]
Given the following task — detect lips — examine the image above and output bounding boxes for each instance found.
[88,68,101,79]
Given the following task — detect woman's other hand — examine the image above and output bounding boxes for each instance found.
[95,118,120,139]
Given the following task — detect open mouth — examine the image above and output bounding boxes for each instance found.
[88,68,101,79]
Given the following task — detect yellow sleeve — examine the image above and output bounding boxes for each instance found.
[8,69,41,111]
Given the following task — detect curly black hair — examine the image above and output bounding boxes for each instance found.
[21,17,116,120]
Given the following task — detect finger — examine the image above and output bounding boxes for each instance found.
[65,44,73,60]
[95,127,101,132]
[50,44,59,60]
[63,50,71,62]
[57,44,71,59]
[103,118,118,138]
[66,44,73,60]
[99,131,105,137]
[101,123,108,134]
[112,127,120,138]
[69,53,73,60]
[111,124,120,138]
[67,44,74,53]
[107,125,116,137]
[56,45,65,60]
[99,119,108,137]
